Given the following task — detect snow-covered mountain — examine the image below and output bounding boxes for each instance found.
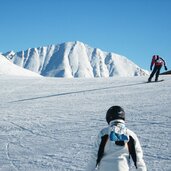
[3,41,148,78]
[0,54,41,77]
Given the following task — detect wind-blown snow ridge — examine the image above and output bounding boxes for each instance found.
[3,41,148,78]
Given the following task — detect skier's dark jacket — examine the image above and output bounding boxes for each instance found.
[151,55,166,68]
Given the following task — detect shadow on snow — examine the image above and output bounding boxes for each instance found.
[9,82,145,103]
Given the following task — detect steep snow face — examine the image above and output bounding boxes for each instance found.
[0,54,41,77]
[3,41,148,78]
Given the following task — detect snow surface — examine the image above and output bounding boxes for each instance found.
[3,41,148,78]
[0,54,41,77]
[0,75,170,171]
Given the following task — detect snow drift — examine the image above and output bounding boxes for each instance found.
[3,41,148,78]
[0,54,41,77]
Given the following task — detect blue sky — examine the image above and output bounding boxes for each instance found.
[0,0,170,70]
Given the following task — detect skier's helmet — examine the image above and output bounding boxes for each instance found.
[106,106,125,124]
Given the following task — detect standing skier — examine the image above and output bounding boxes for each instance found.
[86,106,147,171]
[148,55,167,82]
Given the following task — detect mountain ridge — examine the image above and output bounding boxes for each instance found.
[3,41,148,78]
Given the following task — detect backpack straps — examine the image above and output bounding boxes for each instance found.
[96,135,137,168]
[127,135,137,168]
[96,134,108,166]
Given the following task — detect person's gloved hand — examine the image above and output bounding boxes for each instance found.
[164,66,168,70]
[150,66,152,70]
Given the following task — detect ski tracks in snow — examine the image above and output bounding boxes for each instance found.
[0,76,171,170]
[6,142,20,171]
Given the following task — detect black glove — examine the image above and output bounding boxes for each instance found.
[164,66,167,70]
[150,66,152,70]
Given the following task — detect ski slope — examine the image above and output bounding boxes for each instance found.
[0,75,171,171]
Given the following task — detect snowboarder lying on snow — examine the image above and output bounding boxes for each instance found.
[148,55,167,82]
[86,106,147,171]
